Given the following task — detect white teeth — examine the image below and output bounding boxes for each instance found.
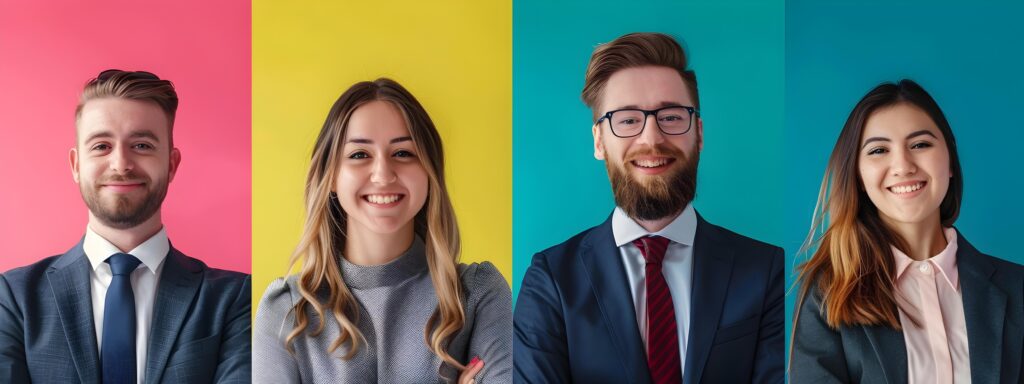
[366,194,400,204]
[890,182,924,194]
[633,159,669,168]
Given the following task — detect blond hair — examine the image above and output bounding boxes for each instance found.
[286,78,467,369]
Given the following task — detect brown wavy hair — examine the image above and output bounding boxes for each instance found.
[581,32,699,118]
[795,79,963,330]
[285,78,467,369]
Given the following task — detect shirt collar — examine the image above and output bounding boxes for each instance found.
[83,226,170,275]
[892,227,959,289]
[612,202,697,248]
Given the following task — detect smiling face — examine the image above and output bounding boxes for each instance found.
[335,100,428,236]
[593,66,703,221]
[858,103,952,228]
[71,97,180,229]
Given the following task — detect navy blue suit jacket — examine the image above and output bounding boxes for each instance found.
[513,212,785,383]
[0,241,251,383]
[790,231,1024,384]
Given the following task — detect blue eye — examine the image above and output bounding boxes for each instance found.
[349,151,370,159]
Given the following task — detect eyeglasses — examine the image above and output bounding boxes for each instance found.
[596,105,699,138]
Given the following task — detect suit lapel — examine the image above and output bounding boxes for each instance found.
[957,234,1005,384]
[862,324,908,384]
[684,215,734,384]
[579,216,652,384]
[145,247,202,384]
[46,242,101,384]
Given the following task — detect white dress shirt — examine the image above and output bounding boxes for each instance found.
[83,226,169,384]
[611,203,696,375]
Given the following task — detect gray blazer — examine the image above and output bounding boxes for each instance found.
[790,231,1024,384]
[0,240,252,383]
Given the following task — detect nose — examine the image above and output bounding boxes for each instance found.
[109,145,135,174]
[890,148,917,177]
[370,157,397,184]
[633,113,665,146]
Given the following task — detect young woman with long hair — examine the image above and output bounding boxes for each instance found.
[254,78,512,383]
[790,79,1024,383]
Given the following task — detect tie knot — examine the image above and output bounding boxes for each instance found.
[632,236,670,264]
[106,253,141,276]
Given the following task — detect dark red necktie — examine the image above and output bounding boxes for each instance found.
[633,236,682,384]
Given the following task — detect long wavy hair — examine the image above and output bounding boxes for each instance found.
[285,78,466,369]
[795,79,963,330]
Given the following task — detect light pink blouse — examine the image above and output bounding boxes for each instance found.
[892,227,970,384]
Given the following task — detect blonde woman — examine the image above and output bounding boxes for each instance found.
[254,78,512,383]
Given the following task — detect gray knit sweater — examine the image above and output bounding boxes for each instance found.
[253,239,512,383]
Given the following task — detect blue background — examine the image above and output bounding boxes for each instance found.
[512,0,786,300]
[785,0,1024,352]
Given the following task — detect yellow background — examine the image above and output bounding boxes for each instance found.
[252,0,512,312]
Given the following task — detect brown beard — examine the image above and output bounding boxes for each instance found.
[606,141,699,221]
[80,171,167,229]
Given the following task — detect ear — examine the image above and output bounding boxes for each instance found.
[593,123,606,160]
[696,117,704,152]
[168,147,181,183]
[69,147,80,183]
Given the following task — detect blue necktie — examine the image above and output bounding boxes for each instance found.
[102,253,141,384]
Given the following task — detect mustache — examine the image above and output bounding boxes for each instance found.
[98,172,149,184]
[623,143,685,162]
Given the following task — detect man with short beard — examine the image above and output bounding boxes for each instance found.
[0,70,251,383]
[513,33,784,383]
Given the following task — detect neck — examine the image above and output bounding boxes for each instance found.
[88,211,164,252]
[344,221,416,266]
[885,212,946,261]
[632,208,683,233]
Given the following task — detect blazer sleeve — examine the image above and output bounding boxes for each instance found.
[465,262,513,383]
[0,274,29,383]
[512,252,571,384]
[753,246,786,384]
[213,274,253,384]
[253,278,301,384]
[789,285,851,383]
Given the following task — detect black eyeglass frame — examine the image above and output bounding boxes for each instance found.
[595,105,700,138]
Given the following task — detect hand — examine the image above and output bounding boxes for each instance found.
[458,356,484,384]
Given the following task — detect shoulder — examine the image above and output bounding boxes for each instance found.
[698,218,784,268]
[2,254,64,286]
[258,275,301,314]
[529,222,608,270]
[171,250,250,292]
[699,218,782,254]
[458,261,511,303]
[1,244,83,299]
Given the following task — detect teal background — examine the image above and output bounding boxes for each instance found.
[785,0,1024,353]
[512,0,786,302]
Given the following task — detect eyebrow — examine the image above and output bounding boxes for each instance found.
[346,136,413,144]
[610,101,686,110]
[860,129,938,149]
[83,130,161,144]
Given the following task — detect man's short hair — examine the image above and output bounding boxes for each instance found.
[581,32,699,117]
[75,69,179,141]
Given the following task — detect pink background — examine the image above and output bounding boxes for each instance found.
[0,0,251,272]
